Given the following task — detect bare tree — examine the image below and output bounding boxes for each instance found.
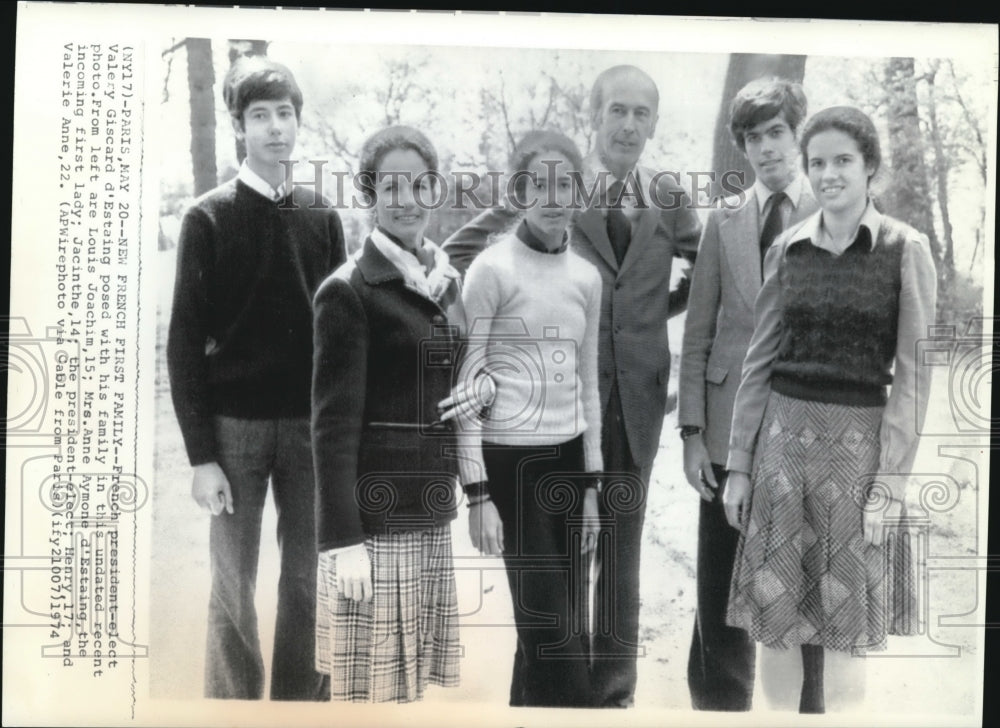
[475,62,591,169]
[922,60,955,273]
[944,60,989,187]
[184,38,217,197]
[882,57,946,316]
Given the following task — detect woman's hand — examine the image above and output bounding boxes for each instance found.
[335,543,373,603]
[437,371,496,424]
[863,496,904,546]
[469,500,504,556]
[581,486,600,554]
[682,434,717,502]
[723,472,752,530]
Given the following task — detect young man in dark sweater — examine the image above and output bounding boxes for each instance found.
[167,56,345,701]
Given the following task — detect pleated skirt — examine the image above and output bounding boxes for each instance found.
[315,525,460,702]
[726,391,917,653]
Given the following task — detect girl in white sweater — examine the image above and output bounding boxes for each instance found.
[455,130,603,707]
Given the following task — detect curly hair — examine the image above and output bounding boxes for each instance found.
[728,77,807,152]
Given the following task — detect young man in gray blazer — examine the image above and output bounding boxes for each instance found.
[678,78,815,711]
[444,65,701,707]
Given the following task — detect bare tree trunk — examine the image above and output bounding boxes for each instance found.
[882,57,946,314]
[709,54,807,199]
[227,40,270,165]
[925,62,955,272]
[186,38,217,196]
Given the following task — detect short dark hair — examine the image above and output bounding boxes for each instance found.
[590,65,660,119]
[728,77,807,152]
[223,56,303,124]
[508,129,584,203]
[799,105,881,180]
[357,125,440,206]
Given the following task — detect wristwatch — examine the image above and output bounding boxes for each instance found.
[679,425,702,441]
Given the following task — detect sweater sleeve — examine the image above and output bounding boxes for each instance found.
[166,206,218,466]
[580,268,604,473]
[453,255,502,487]
[726,238,785,475]
[312,276,370,551]
[878,232,937,495]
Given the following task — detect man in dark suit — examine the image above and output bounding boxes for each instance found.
[444,65,701,707]
[678,77,815,711]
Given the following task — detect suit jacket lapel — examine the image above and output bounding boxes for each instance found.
[721,190,762,310]
[575,205,619,272]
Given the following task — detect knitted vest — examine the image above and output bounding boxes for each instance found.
[770,217,909,406]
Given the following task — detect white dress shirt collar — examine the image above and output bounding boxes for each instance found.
[238,161,287,201]
[791,199,883,255]
[753,172,805,215]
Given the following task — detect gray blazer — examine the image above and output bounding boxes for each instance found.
[678,182,817,465]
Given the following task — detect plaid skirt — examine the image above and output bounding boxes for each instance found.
[315,526,460,702]
[726,391,917,653]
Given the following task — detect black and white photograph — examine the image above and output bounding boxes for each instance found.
[4,4,997,727]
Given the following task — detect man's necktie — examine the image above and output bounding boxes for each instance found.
[758,191,787,277]
[606,179,631,267]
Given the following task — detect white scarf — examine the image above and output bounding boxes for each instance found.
[369,228,461,304]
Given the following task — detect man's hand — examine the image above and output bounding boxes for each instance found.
[335,544,373,602]
[723,471,751,530]
[438,371,496,424]
[192,462,234,515]
[682,433,718,501]
[469,500,504,556]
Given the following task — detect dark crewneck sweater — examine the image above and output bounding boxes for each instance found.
[167,178,346,465]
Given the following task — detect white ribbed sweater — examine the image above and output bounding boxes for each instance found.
[455,232,603,485]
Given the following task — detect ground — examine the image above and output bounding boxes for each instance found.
[150,248,984,722]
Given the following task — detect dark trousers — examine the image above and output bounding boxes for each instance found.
[484,436,593,707]
[205,416,328,701]
[589,380,648,707]
[687,464,755,711]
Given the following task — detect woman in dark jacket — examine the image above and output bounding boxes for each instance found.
[311,126,466,703]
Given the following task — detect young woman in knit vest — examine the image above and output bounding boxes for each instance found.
[453,130,603,707]
[722,106,937,713]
